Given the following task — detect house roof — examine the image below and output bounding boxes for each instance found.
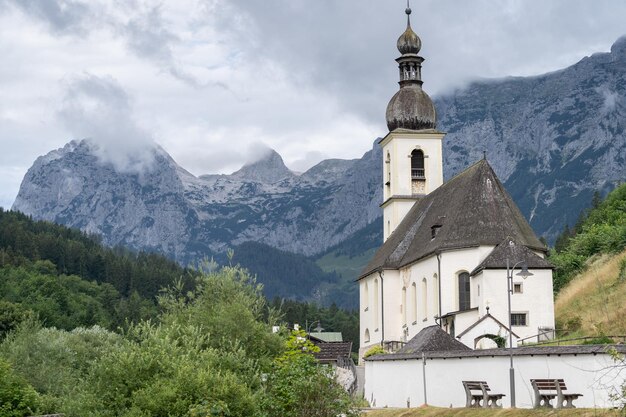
[392,325,471,356]
[312,341,353,363]
[470,238,554,276]
[309,332,343,342]
[359,159,546,279]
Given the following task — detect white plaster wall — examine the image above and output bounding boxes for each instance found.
[403,256,439,340]
[380,131,444,237]
[359,246,555,358]
[365,353,623,409]
[380,269,404,343]
[481,269,555,341]
[437,246,494,315]
[457,317,515,348]
[452,309,480,339]
[383,200,416,241]
[359,272,383,358]
[380,131,444,200]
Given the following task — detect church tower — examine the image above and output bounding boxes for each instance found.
[381,3,445,241]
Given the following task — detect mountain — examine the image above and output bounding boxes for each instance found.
[438,36,626,242]
[13,138,382,264]
[12,36,626,304]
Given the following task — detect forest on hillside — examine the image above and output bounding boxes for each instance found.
[549,184,626,294]
[0,210,361,416]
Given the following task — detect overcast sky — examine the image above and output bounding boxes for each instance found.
[1,0,625,209]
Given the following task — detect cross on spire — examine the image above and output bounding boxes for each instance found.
[406,0,412,27]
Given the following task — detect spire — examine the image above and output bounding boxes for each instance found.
[397,2,421,56]
[406,0,412,27]
[385,2,436,132]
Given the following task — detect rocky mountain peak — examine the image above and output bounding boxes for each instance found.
[230,148,294,183]
[611,35,626,58]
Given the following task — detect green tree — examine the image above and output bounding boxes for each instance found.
[0,358,40,417]
[0,302,33,340]
[261,330,358,417]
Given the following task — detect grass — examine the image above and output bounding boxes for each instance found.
[554,248,626,339]
[362,406,623,416]
[315,248,377,282]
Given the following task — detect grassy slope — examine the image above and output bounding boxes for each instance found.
[363,407,621,417]
[316,248,376,281]
[555,248,626,337]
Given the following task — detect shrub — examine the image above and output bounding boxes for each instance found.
[0,358,40,417]
[261,330,358,417]
[363,345,386,358]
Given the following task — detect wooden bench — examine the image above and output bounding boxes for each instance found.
[530,378,583,408]
[462,381,505,408]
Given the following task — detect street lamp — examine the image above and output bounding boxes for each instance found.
[506,258,533,408]
[306,320,323,335]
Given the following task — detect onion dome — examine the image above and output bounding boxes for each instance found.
[385,2,437,131]
[397,8,421,54]
[386,86,436,131]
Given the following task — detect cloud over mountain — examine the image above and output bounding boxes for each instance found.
[59,73,157,173]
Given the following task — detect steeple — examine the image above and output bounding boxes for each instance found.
[386,1,437,131]
[380,3,444,241]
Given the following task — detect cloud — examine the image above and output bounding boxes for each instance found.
[3,0,95,34]
[58,73,157,173]
[597,86,619,113]
[3,0,200,85]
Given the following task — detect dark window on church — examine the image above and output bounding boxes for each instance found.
[511,313,527,326]
[411,149,424,179]
[431,224,441,239]
[458,272,470,311]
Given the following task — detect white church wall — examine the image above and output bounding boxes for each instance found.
[380,269,404,343]
[480,269,555,342]
[380,131,444,237]
[457,316,516,348]
[383,200,416,241]
[437,246,494,315]
[365,352,623,409]
[380,132,444,199]
[404,256,439,339]
[451,309,480,339]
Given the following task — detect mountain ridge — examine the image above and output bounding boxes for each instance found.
[12,35,626,304]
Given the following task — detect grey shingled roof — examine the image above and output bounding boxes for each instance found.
[471,238,554,276]
[360,159,545,279]
[367,344,626,361]
[395,325,471,355]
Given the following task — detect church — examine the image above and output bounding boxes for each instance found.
[358,5,556,360]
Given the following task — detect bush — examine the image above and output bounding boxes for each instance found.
[550,184,626,293]
[0,358,40,417]
[363,344,386,358]
[261,331,358,417]
[582,336,615,345]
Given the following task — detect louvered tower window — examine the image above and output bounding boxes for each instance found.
[411,149,425,194]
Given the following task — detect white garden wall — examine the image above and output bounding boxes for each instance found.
[365,351,624,409]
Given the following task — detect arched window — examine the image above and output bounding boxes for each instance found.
[402,287,407,325]
[458,272,471,311]
[364,282,369,311]
[432,273,439,315]
[364,328,370,343]
[373,278,379,328]
[421,278,428,319]
[411,283,417,323]
[411,149,425,179]
[385,152,391,186]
